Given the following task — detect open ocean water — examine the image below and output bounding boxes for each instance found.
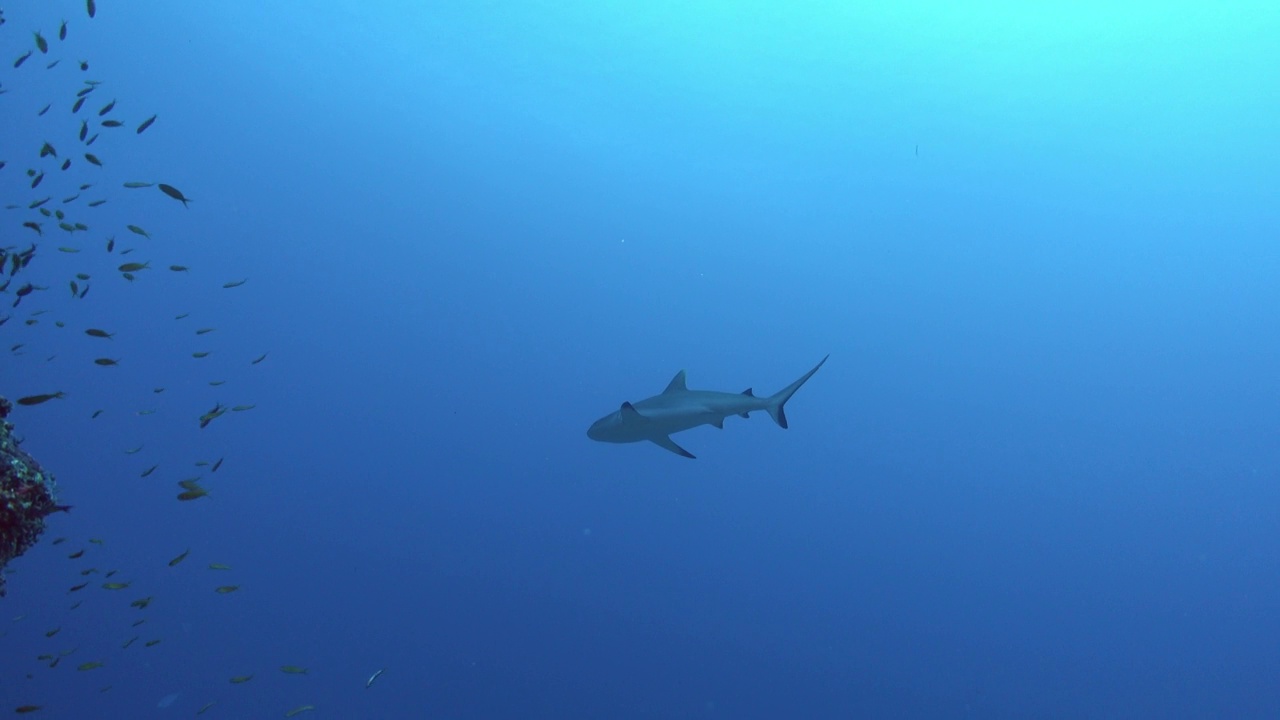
[1,1,1278,718]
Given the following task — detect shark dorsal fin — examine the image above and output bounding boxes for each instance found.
[662,371,688,395]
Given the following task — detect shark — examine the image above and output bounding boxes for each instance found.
[587,355,829,458]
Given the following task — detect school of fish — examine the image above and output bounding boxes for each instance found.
[0,3,384,715]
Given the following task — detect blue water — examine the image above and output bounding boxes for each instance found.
[3,1,1279,717]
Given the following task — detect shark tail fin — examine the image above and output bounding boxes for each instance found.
[765,355,829,429]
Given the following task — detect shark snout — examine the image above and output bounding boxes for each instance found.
[587,411,624,443]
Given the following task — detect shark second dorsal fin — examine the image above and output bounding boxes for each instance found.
[663,370,688,394]
[651,435,696,459]
[742,388,754,396]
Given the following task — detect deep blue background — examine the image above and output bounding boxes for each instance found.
[3,1,1279,717]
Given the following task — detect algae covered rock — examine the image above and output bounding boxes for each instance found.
[0,396,65,597]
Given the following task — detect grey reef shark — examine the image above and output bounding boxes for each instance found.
[588,355,829,458]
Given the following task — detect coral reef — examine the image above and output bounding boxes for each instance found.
[0,396,63,597]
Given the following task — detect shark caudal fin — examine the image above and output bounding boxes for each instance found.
[765,355,829,429]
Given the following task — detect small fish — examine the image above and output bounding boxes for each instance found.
[126,224,150,238]
[98,99,115,116]
[15,705,42,714]
[93,358,118,366]
[231,405,256,412]
[229,675,253,684]
[168,549,189,567]
[77,661,104,671]
[91,410,103,419]
[196,327,215,335]
[17,392,65,406]
[214,585,239,594]
[84,153,102,167]
[52,538,67,545]
[87,199,107,206]
[105,570,118,578]
[144,639,161,647]
[177,487,209,501]
[59,247,81,254]
[68,549,85,559]
[102,582,129,590]
[85,133,99,145]
[209,563,232,571]
[129,596,152,609]
[80,59,89,70]
[158,183,191,207]
[197,702,216,715]
[175,313,190,320]
[199,403,227,428]
[101,119,123,128]
[87,0,96,18]
[106,237,115,252]
[153,387,165,394]
[71,96,86,113]
[60,21,68,40]
[208,380,226,386]
[285,706,316,718]
[280,665,309,675]
[366,668,386,689]
[38,103,51,115]
[14,50,32,68]
[136,409,156,416]
[192,351,211,358]
[45,627,60,637]
[137,115,157,134]
[22,221,42,235]
[88,538,104,546]
[251,353,268,364]
[123,446,142,454]
[39,142,57,158]
[121,636,137,649]
[169,265,189,272]
[132,619,145,627]
[124,181,153,188]
[141,465,158,478]
[117,262,148,272]
[222,279,248,288]
[85,328,113,338]
[211,457,224,473]
[69,600,83,610]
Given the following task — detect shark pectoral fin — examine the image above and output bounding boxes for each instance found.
[620,401,645,420]
[739,412,750,418]
[711,418,724,429]
[651,435,696,459]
